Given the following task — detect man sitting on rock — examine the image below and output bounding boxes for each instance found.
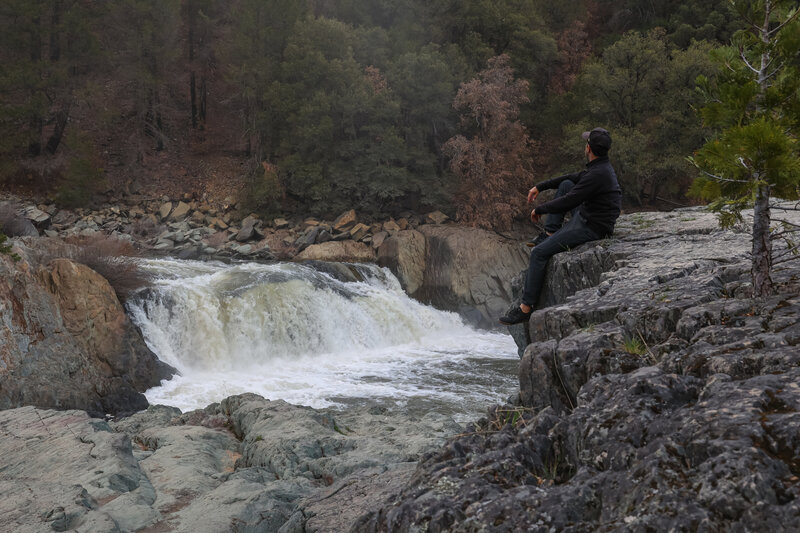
[500,127,621,325]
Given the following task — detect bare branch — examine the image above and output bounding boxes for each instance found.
[698,168,751,184]
[768,7,800,36]
[739,47,761,74]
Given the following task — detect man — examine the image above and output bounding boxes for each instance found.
[499,127,621,325]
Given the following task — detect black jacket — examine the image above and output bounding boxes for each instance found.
[534,156,621,237]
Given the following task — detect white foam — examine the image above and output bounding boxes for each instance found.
[129,259,518,417]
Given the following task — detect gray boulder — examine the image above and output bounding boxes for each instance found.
[0,249,174,416]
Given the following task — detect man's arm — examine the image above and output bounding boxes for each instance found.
[535,171,581,192]
[535,173,598,215]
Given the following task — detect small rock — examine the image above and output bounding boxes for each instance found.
[425,211,449,225]
[24,206,51,229]
[304,218,320,227]
[333,209,357,232]
[397,218,409,230]
[236,225,256,242]
[233,244,253,255]
[274,218,289,229]
[158,202,172,221]
[169,201,191,221]
[383,220,400,233]
[372,231,388,249]
[350,223,370,242]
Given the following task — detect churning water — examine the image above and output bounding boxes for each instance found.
[127,258,519,420]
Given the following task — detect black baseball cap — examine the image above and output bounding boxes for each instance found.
[582,127,611,155]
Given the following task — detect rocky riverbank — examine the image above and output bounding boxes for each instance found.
[358,207,800,532]
[3,199,800,531]
[1,194,528,326]
[0,394,461,533]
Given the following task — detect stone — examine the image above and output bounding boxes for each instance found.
[425,210,449,225]
[169,201,191,221]
[233,244,253,255]
[371,231,388,249]
[333,209,357,232]
[158,202,172,220]
[378,226,528,327]
[383,220,400,233]
[397,218,409,230]
[210,217,228,230]
[235,225,255,243]
[274,218,289,229]
[349,222,370,242]
[377,230,426,295]
[0,252,174,416]
[24,206,52,229]
[295,241,376,262]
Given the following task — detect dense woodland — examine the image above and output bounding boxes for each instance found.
[0,1,793,229]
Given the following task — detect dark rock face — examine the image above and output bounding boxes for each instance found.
[359,208,800,532]
[378,225,528,327]
[0,252,174,416]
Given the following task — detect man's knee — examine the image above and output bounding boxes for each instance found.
[557,179,575,196]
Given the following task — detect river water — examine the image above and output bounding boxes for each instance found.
[127,258,519,421]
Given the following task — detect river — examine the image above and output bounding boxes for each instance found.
[126,258,519,422]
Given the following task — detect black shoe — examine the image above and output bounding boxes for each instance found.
[499,306,532,325]
[526,232,549,248]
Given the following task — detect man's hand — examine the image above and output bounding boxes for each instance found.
[527,186,539,204]
[530,209,540,223]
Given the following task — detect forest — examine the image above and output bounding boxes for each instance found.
[0,0,795,230]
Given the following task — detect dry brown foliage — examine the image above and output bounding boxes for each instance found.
[443,55,537,232]
[38,234,148,302]
[548,22,592,96]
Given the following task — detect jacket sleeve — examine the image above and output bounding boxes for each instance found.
[535,171,580,191]
[536,170,599,215]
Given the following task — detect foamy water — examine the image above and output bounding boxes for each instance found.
[127,258,519,420]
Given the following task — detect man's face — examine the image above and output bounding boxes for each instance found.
[585,142,591,160]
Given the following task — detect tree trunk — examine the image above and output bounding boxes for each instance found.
[45,104,70,154]
[190,71,198,128]
[751,183,774,297]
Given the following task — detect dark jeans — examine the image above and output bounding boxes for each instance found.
[522,189,600,307]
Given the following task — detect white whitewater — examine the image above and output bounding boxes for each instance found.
[127,258,518,419]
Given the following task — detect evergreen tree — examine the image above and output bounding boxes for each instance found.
[690,0,800,296]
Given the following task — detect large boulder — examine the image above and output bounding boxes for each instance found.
[295,240,376,262]
[0,250,174,416]
[378,226,528,327]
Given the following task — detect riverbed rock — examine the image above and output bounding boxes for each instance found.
[0,248,174,416]
[333,209,358,232]
[0,392,463,533]
[295,240,376,262]
[378,225,529,327]
[358,207,800,532]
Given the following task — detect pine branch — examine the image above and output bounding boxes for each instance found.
[767,7,800,36]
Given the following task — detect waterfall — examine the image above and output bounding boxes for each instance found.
[127,258,517,416]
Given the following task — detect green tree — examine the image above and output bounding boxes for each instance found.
[690,0,800,296]
[0,1,100,163]
[568,30,716,206]
[277,17,417,216]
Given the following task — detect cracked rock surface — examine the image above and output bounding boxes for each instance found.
[358,207,800,532]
